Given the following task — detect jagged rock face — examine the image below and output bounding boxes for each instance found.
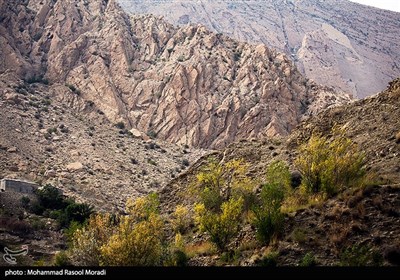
[119,0,400,98]
[0,0,350,149]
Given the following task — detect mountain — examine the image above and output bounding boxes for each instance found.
[1,0,399,267]
[119,0,400,98]
[0,0,349,150]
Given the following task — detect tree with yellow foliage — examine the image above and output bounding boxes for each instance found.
[295,129,366,196]
[194,158,256,212]
[100,193,164,266]
[70,213,116,266]
[171,205,192,234]
[70,194,165,266]
[100,213,163,266]
[195,197,244,251]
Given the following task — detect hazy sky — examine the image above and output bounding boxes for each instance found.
[349,0,400,12]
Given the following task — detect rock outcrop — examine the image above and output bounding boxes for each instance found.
[0,0,350,149]
[120,0,400,98]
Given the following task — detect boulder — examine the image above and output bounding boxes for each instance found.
[129,128,142,138]
[66,162,84,172]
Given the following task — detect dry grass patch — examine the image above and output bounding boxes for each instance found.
[185,241,216,258]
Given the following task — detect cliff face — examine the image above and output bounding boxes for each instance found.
[119,0,400,98]
[0,0,349,149]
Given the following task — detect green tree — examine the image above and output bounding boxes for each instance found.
[36,184,64,209]
[251,161,289,245]
[58,203,94,227]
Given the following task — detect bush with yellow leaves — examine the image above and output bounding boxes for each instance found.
[100,213,163,266]
[295,129,366,197]
[195,197,244,251]
[70,213,116,266]
[70,194,165,266]
[171,205,192,234]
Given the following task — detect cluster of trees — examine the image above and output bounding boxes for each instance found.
[62,130,366,266]
[24,184,93,229]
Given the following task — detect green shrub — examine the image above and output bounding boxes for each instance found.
[200,186,223,212]
[295,129,366,197]
[49,210,61,220]
[115,122,125,129]
[233,52,241,62]
[35,185,93,228]
[266,161,291,194]
[65,83,80,95]
[36,184,64,210]
[220,249,240,265]
[259,252,278,267]
[299,253,317,266]
[194,158,256,212]
[65,221,84,243]
[20,196,30,208]
[147,130,157,139]
[291,227,307,244]
[58,203,94,228]
[251,183,284,245]
[339,245,377,266]
[31,217,46,231]
[166,234,188,266]
[171,250,188,266]
[53,251,71,266]
[30,202,45,215]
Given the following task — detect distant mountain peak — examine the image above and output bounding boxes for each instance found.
[119,0,400,98]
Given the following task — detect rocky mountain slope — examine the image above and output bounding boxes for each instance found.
[0,75,206,211]
[120,0,400,98]
[0,0,349,150]
[157,78,400,266]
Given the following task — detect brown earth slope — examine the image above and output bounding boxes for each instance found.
[120,0,400,98]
